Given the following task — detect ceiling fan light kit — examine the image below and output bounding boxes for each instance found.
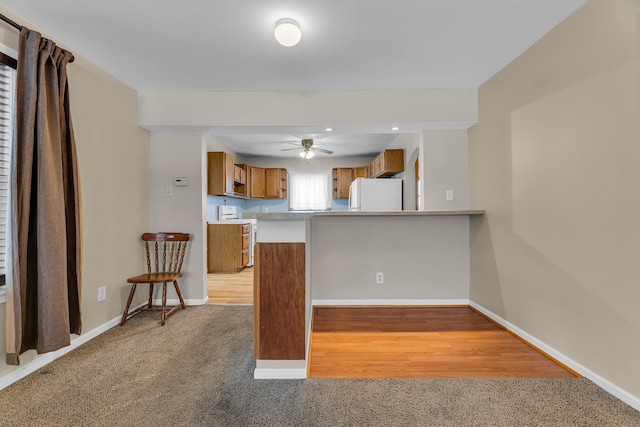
[281,138,334,159]
[274,18,302,47]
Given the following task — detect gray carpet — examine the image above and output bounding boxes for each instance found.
[0,305,638,426]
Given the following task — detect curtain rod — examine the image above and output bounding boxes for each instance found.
[0,12,75,63]
[0,13,23,31]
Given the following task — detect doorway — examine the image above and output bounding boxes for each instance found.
[207,268,254,304]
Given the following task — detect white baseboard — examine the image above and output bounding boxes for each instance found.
[254,360,307,379]
[312,299,470,306]
[254,368,307,379]
[152,297,208,306]
[469,301,640,412]
[0,296,213,392]
[0,309,128,391]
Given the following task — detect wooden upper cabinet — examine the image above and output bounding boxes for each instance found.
[208,152,234,196]
[233,164,249,197]
[332,168,354,199]
[249,167,266,198]
[353,166,369,179]
[234,164,246,184]
[265,168,287,199]
[370,149,404,178]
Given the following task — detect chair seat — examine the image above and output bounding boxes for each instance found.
[127,272,182,283]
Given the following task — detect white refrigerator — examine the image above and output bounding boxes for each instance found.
[348,178,403,211]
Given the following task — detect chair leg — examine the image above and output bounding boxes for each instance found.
[173,280,186,309]
[148,283,155,308]
[120,283,138,326]
[161,282,168,326]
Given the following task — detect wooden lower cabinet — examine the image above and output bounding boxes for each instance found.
[207,223,250,273]
[254,243,305,360]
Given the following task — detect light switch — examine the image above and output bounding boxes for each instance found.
[165,186,173,197]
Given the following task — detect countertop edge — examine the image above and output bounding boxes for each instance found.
[244,210,486,220]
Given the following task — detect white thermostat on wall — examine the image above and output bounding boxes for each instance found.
[174,177,189,187]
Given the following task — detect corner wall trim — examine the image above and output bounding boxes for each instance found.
[469,301,640,412]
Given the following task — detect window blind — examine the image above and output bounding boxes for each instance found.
[0,55,16,286]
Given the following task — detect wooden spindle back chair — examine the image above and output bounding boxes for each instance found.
[120,232,190,326]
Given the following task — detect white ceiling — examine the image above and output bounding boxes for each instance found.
[2,0,585,157]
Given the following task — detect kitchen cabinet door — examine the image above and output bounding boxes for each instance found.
[207,152,234,196]
[353,166,369,179]
[265,168,287,199]
[207,224,250,273]
[250,167,266,198]
[233,164,249,197]
[370,149,404,178]
[332,168,354,199]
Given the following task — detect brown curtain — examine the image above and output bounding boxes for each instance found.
[6,27,82,365]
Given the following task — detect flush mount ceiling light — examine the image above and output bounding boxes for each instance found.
[274,18,302,47]
[299,150,314,159]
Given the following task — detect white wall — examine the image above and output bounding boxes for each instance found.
[387,133,420,210]
[150,132,207,303]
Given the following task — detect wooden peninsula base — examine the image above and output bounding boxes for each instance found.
[253,242,305,360]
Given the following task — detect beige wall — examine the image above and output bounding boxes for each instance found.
[468,0,640,401]
[423,130,469,211]
[0,8,150,378]
[150,132,207,303]
[310,215,470,302]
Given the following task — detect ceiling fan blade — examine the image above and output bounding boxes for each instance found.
[280,147,302,151]
[311,147,333,154]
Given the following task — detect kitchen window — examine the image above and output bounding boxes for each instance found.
[288,171,332,211]
[0,46,17,303]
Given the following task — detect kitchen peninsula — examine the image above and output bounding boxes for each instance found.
[246,210,486,379]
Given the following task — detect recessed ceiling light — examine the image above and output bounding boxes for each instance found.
[325,127,333,132]
[391,126,400,131]
[274,19,302,47]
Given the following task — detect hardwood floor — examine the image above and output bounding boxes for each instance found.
[207,267,254,305]
[309,306,578,379]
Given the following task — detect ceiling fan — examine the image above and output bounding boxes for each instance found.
[280,138,334,159]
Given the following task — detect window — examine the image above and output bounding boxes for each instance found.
[288,171,332,211]
[0,46,17,303]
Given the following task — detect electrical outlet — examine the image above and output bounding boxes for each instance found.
[446,190,454,201]
[97,286,106,302]
[376,272,384,284]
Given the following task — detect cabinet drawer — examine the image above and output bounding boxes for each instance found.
[242,224,250,234]
[242,233,250,249]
